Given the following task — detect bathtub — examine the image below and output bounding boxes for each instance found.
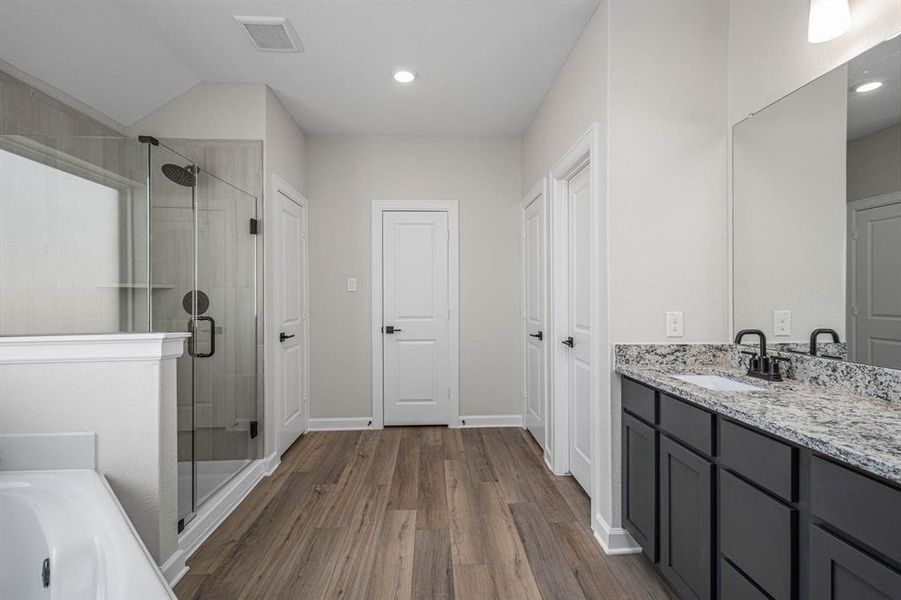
[0,470,174,600]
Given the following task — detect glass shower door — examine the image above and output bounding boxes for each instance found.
[190,169,258,511]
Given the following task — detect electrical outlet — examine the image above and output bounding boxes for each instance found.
[773,310,791,336]
[666,311,683,338]
[347,278,357,292]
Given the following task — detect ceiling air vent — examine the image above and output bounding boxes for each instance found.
[235,16,303,53]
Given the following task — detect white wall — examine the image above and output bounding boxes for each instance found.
[608,0,730,345]
[733,67,848,340]
[848,123,901,202]
[131,82,266,140]
[521,3,607,194]
[306,135,521,420]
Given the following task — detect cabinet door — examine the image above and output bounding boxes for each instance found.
[623,411,658,561]
[810,525,901,599]
[660,435,714,600]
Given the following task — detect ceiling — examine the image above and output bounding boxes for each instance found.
[0,0,600,136]
[847,35,901,141]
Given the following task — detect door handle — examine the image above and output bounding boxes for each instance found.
[279,332,295,342]
[529,331,543,341]
[383,325,402,334]
[562,336,574,348]
[188,315,216,358]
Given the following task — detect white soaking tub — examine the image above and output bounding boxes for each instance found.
[0,471,174,600]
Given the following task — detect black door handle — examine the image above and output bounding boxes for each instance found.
[562,336,574,348]
[383,325,402,334]
[529,331,543,341]
[279,332,295,342]
[188,315,216,358]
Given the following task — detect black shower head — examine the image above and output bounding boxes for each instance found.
[161,163,197,187]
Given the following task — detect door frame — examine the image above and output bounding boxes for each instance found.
[271,175,310,455]
[846,190,901,362]
[521,178,550,455]
[370,200,460,429]
[548,125,604,510]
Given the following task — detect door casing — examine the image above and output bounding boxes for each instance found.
[371,200,460,428]
[547,126,607,532]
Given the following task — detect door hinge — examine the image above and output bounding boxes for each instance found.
[522,228,526,239]
[852,228,858,241]
[177,518,185,534]
[249,218,259,235]
[447,387,451,399]
[249,420,259,439]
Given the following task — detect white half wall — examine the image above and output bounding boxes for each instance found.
[0,333,187,567]
[306,135,522,420]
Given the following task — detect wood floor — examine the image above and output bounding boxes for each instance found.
[175,427,676,600]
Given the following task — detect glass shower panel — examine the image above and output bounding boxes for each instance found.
[0,135,148,335]
[191,169,258,509]
[147,143,197,524]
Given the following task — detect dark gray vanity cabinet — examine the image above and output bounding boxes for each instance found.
[659,434,714,600]
[620,376,901,600]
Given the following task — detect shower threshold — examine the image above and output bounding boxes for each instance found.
[178,459,252,521]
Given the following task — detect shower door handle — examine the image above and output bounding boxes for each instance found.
[188,316,216,358]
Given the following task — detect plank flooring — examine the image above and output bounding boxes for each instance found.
[176,427,676,600]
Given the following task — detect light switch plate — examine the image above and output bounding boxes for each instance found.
[347,278,357,292]
[666,311,683,338]
[773,310,791,336]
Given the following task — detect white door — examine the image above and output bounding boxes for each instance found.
[565,165,592,493]
[276,188,308,455]
[383,211,450,425]
[523,194,547,450]
[851,197,901,369]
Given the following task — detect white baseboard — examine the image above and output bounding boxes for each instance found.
[308,417,373,431]
[457,414,523,428]
[592,511,641,555]
[174,454,272,585]
[160,548,188,588]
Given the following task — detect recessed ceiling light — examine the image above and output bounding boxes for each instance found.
[393,70,416,84]
[854,81,883,93]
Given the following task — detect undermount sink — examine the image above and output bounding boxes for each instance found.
[673,374,763,392]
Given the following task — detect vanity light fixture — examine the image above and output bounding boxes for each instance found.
[392,69,417,84]
[807,0,850,43]
[854,81,883,93]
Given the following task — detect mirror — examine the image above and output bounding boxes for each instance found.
[733,35,901,369]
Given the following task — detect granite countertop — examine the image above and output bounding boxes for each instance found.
[616,362,901,485]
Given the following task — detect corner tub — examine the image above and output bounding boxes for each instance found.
[0,470,173,600]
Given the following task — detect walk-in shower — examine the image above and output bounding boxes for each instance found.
[0,133,261,530]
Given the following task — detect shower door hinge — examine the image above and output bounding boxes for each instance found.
[249,420,259,439]
[249,218,259,235]
[177,518,185,534]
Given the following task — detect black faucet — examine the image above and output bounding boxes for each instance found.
[734,328,785,381]
[809,328,840,356]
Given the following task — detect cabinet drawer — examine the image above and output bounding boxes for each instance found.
[811,457,901,565]
[720,419,796,502]
[810,525,901,599]
[659,393,714,456]
[721,560,769,600]
[721,471,796,600]
[622,378,656,423]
